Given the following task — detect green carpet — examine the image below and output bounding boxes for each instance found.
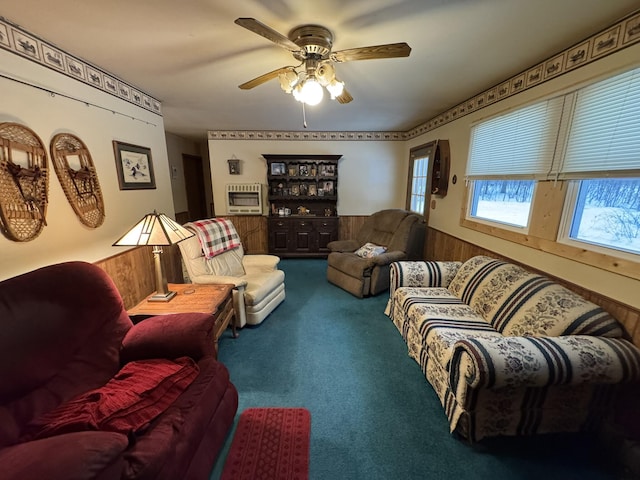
[210,258,619,479]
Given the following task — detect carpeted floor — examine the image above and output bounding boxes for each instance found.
[210,258,622,480]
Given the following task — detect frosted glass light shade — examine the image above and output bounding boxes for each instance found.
[299,78,324,106]
[326,79,344,99]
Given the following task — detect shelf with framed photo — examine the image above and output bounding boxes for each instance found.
[263,153,341,257]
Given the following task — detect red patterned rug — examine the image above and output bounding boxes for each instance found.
[221,407,310,480]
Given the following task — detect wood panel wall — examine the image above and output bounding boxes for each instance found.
[426,227,640,347]
[95,245,183,310]
[95,217,638,346]
[96,215,268,308]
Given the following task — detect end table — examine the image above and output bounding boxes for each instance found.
[128,283,237,358]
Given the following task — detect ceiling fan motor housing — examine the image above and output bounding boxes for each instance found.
[288,25,333,60]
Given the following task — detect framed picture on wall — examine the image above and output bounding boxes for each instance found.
[113,141,156,190]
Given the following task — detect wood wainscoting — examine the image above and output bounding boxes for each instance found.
[95,245,183,310]
[426,227,640,347]
[94,215,365,309]
[92,219,638,346]
[96,215,267,309]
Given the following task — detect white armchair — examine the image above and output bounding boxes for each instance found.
[178,233,285,328]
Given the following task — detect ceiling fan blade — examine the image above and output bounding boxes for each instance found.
[235,18,301,53]
[336,88,353,104]
[331,42,411,63]
[238,66,293,90]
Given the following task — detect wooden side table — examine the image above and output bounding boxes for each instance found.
[128,283,236,358]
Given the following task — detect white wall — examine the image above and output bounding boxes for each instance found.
[404,42,640,308]
[207,139,407,216]
[0,49,173,280]
[166,132,201,215]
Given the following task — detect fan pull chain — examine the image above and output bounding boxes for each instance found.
[302,102,308,128]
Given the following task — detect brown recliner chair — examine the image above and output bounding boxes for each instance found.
[326,209,426,298]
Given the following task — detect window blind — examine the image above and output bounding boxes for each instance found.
[560,67,640,179]
[466,97,564,180]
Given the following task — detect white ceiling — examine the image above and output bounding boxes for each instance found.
[1,1,639,140]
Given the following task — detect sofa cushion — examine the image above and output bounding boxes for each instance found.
[0,407,19,447]
[1,431,128,480]
[327,252,375,277]
[447,256,623,338]
[391,286,476,340]
[243,269,286,306]
[21,357,199,441]
[122,357,237,480]
[497,282,623,337]
[205,247,246,276]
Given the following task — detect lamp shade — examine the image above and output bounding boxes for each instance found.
[113,211,194,246]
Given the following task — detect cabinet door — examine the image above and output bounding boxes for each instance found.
[292,219,314,254]
[315,218,338,253]
[269,219,290,254]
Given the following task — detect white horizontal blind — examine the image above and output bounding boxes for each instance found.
[560,67,640,178]
[466,97,564,180]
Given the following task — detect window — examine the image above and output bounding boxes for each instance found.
[407,142,435,215]
[465,97,563,228]
[462,64,640,275]
[469,180,536,228]
[563,178,640,255]
[557,67,640,256]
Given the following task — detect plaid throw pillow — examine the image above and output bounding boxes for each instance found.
[188,218,241,259]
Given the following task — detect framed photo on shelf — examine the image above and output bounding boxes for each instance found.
[320,164,335,176]
[322,180,334,195]
[299,164,309,176]
[299,183,308,196]
[270,162,286,175]
[288,164,298,176]
[113,141,155,190]
[291,184,300,196]
[308,183,317,196]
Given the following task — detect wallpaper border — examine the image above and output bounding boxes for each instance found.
[0,16,162,116]
[2,9,638,133]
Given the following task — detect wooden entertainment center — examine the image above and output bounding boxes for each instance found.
[264,154,341,258]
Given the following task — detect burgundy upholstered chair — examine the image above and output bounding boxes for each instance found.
[0,261,238,480]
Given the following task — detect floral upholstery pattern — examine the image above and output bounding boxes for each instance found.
[354,242,388,258]
[448,256,623,338]
[385,260,462,317]
[387,256,640,442]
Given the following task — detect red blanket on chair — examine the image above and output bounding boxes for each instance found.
[21,357,199,441]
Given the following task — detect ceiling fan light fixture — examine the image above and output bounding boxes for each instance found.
[235,18,410,107]
[316,62,335,86]
[326,79,345,99]
[278,70,299,93]
[298,77,324,106]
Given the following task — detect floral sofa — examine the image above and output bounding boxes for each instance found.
[386,255,640,442]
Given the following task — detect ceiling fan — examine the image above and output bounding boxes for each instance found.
[235,18,411,106]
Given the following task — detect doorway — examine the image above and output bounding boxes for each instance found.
[182,154,207,221]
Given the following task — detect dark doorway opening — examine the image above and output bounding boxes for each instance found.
[182,154,207,221]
